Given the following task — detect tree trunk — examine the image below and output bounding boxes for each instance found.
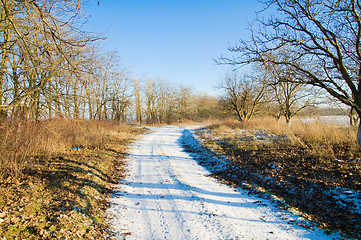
[88,100,93,119]
[73,77,80,119]
[349,107,359,126]
[285,114,291,125]
[134,78,142,124]
[0,14,9,118]
[357,121,361,148]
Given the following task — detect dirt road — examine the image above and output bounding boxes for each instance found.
[108,126,339,239]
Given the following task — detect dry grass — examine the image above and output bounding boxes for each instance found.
[0,119,136,181]
[202,117,361,189]
[0,118,145,239]
[0,120,40,180]
[197,117,361,238]
[208,117,359,158]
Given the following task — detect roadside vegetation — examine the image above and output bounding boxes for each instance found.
[0,118,146,239]
[195,118,361,238]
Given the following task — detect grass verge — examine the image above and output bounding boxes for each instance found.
[195,118,361,239]
[0,119,146,239]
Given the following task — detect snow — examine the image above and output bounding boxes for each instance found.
[108,126,342,239]
[294,116,349,125]
[193,126,361,229]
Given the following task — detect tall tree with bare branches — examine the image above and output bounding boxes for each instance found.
[219,0,361,146]
[0,0,101,119]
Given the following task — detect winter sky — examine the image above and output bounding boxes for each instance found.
[84,0,264,96]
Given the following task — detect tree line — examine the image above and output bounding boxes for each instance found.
[0,0,219,123]
[218,60,320,125]
[1,0,102,120]
[133,77,219,124]
[1,0,357,129]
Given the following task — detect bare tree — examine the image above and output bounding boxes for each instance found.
[262,53,318,124]
[83,51,130,121]
[176,86,193,121]
[142,78,199,124]
[144,77,159,124]
[157,82,176,124]
[219,0,361,146]
[0,0,101,119]
[133,76,143,124]
[219,73,266,121]
[194,93,220,120]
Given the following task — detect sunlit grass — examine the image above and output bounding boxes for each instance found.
[0,118,145,238]
[197,117,361,238]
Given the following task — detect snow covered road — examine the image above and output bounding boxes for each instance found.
[108,126,340,239]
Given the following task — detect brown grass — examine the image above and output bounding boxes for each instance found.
[208,117,359,157]
[0,118,145,239]
[197,117,361,238]
[0,119,136,181]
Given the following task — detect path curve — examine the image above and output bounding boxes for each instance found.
[108,126,340,239]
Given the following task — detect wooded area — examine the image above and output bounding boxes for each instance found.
[0,0,220,123]
[1,0,355,128]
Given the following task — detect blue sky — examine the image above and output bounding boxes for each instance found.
[84,0,264,96]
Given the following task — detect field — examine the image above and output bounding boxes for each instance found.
[0,119,146,239]
[1,117,360,239]
[194,118,361,238]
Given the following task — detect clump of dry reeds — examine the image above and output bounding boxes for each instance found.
[0,120,42,180]
[0,118,132,181]
[259,118,358,159]
[211,117,359,155]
